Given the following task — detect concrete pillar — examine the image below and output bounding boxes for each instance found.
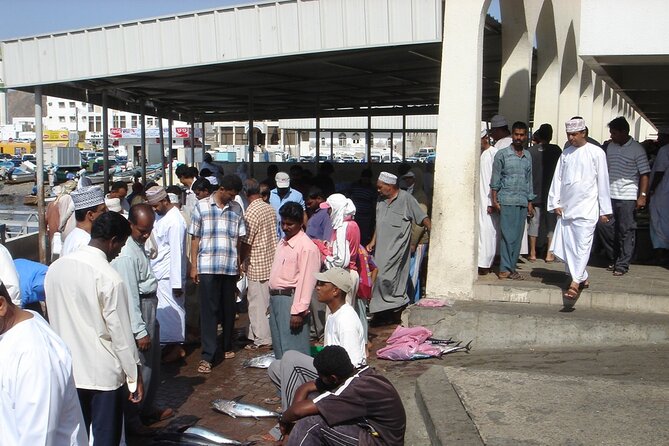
[498,0,532,124]
[590,75,605,142]
[35,87,46,264]
[555,6,581,148]
[102,92,110,194]
[426,0,491,300]
[578,68,594,129]
[532,0,560,134]
[634,116,642,141]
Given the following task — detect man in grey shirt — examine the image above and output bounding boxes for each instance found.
[598,117,651,276]
[112,204,173,431]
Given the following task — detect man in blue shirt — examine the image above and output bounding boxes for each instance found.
[269,171,306,237]
[490,121,535,280]
[305,187,333,241]
[13,258,47,315]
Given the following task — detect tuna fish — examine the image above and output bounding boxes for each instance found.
[152,429,255,445]
[242,352,275,369]
[439,340,473,355]
[212,396,280,419]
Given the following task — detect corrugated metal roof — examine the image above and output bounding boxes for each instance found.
[2,0,442,88]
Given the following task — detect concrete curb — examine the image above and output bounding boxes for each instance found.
[473,282,669,314]
[415,366,483,446]
[407,301,669,349]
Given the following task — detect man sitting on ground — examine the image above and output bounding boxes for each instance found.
[279,345,406,446]
[268,268,366,410]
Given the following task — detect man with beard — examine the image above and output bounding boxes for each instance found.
[490,121,535,280]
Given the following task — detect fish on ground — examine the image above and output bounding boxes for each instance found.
[242,352,275,369]
[212,396,280,419]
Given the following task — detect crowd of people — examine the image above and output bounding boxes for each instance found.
[1,158,432,445]
[478,113,668,303]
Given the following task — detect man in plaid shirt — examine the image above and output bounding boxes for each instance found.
[240,180,277,350]
[189,174,246,374]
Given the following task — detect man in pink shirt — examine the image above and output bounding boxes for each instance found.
[269,202,321,359]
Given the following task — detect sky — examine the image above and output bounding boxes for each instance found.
[0,0,501,41]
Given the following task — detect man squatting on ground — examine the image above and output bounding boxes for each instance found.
[268,267,367,411]
[278,345,406,446]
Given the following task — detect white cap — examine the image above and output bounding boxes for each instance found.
[71,186,105,210]
[275,172,290,188]
[565,118,586,133]
[378,171,398,185]
[490,114,508,128]
[105,197,123,213]
[481,129,489,138]
[314,267,352,294]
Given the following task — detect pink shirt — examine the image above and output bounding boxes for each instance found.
[269,230,321,315]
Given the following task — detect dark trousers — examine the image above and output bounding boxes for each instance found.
[78,386,124,446]
[199,274,237,362]
[598,199,637,272]
[499,205,527,273]
[287,414,366,446]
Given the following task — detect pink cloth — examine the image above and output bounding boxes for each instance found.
[269,230,321,315]
[376,325,441,361]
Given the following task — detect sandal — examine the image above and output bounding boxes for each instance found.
[197,360,212,374]
[612,270,626,276]
[508,272,524,280]
[263,396,281,405]
[579,280,590,289]
[563,285,579,300]
[224,351,236,359]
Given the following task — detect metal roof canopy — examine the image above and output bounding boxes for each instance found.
[1,0,505,122]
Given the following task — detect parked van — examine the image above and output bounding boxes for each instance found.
[0,141,35,156]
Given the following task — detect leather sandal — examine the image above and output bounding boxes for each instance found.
[563,285,579,300]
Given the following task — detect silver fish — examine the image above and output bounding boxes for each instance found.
[242,352,275,369]
[212,397,279,419]
[439,340,473,355]
[183,426,254,445]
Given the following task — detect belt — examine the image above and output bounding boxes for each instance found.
[139,292,157,299]
[270,288,294,296]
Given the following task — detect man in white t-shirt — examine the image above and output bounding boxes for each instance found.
[267,267,366,410]
[0,280,88,445]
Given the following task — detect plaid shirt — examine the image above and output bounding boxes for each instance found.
[189,195,246,275]
[241,198,277,281]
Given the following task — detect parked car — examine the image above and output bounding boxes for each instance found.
[21,154,36,163]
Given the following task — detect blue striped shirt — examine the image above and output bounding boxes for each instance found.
[490,146,536,206]
[189,196,246,275]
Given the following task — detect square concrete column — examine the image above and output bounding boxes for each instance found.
[426,0,491,300]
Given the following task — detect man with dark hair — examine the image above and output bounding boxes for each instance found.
[190,174,246,373]
[305,187,332,241]
[263,164,279,190]
[491,121,535,280]
[112,204,173,431]
[46,212,142,446]
[279,345,405,446]
[347,168,377,246]
[191,177,212,200]
[527,123,562,262]
[268,202,321,359]
[177,165,199,216]
[240,178,277,350]
[0,281,88,445]
[598,116,651,276]
[61,186,107,257]
[108,181,130,212]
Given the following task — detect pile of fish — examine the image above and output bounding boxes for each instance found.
[376,325,472,361]
[152,425,255,445]
[242,352,275,369]
[212,396,279,419]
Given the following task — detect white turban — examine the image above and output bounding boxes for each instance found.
[326,193,356,230]
[378,171,397,185]
[565,118,586,133]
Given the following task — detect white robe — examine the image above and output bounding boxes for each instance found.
[0,311,88,446]
[547,142,612,282]
[0,243,21,305]
[478,147,499,268]
[650,144,669,249]
[150,206,187,343]
[60,227,90,258]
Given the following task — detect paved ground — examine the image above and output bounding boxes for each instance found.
[478,256,669,297]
